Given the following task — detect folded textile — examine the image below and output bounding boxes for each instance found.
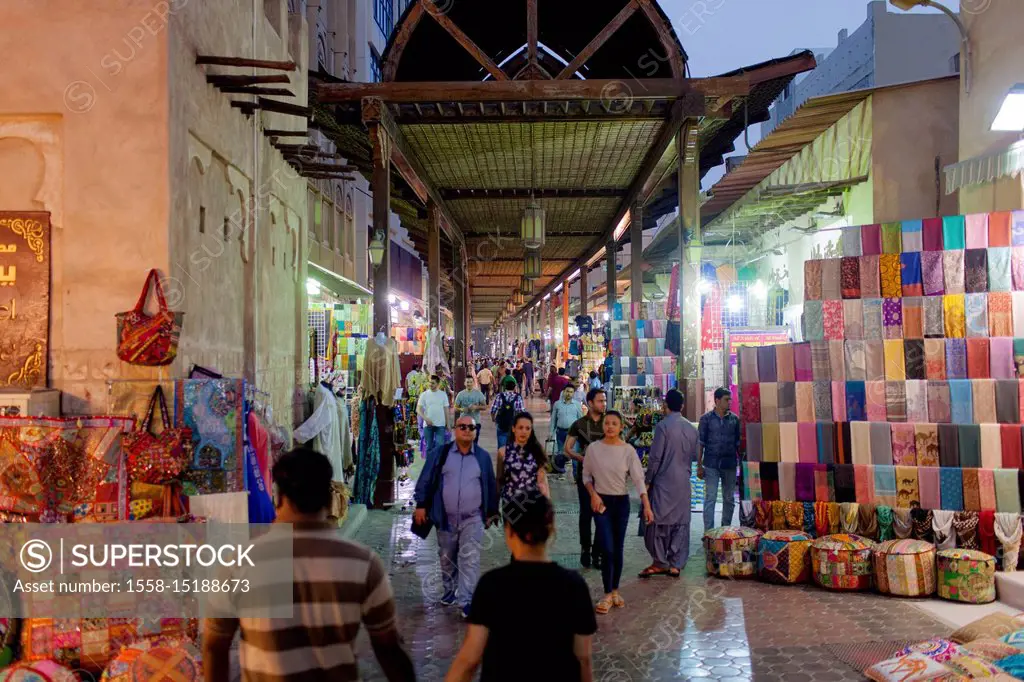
[1003,424,1023,468]
[923,217,944,251]
[794,342,813,381]
[846,381,867,422]
[996,511,1023,570]
[795,463,815,502]
[861,223,882,255]
[915,423,940,466]
[842,299,864,340]
[884,340,906,381]
[933,509,957,549]
[991,336,1015,379]
[840,502,860,534]
[778,382,797,422]
[1014,248,1024,295]
[864,340,885,382]
[863,298,884,339]
[992,212,1013,246]
[902,298,925,340]
[895,465,920,509]
[966,248,989,293]
[823,300,844,340]
[796,383,815,422]
[944,294,967,337]
[739,500,756,527]
[810,341,831,380]
[974,378,997,424]
[874,465,897,507]
[802,501,817,537]
[821,259,841,300]
[943,215,966,250]
[981,423,1003,470]
[912,508,936,542]
[953,511,980,550]
[891,423,917,465]
[835,422,852,465]
[760,382,778,422]
[831,381,847,422]
[980,470,997,514]
[763,422,781,462]
[798,422,817,463]
[841,256,861,299]
[928,380,952,423]
[938,423,960,466]
[779,462,796,501]
[845,340,866,381]
[813,381,833,422]
[746,423,763,462]
[815,421,831,464]
[886,381,907,422]
[772,500,787,530]
[945,252,966,297]
[967,338,991,379]
[739,346,759,383]
[877,505,895,541]
[903,219,924,251]
[742,382,761,424]
[842,226,863,257]
[982,512,998,558]
[949,379,974,424]
[804,260,823,301]
[967,212,990,248]
[860,255,881,299]
[958,424,981,467]
[990,246,1013,292]
[881,254,903,299]
[924,295,946,337]
[834,463,855,503]
[814,499,831,535]
[779,422,799,462]
[761,462,780,501]
[881,222,902,254]
[995,470,1021,514]
[754,500,771,530]
[904,339,925,380]
[919,466,940,510]
[776,344,796,382]
[866,381,887,422]
[922,251,945,296]
[924,338,947,379]
[965,293,989,337]
[893,508,913,538]
[907,380,930,423]
[757,345,778,382]
[828,340,846,381]
[858,503,879,540]
[871,422,893,466]
[882,297,903,338]
[744,463,762,501]
[850,420,871,465]
[945,337,968,379]
[963,468,982,512]
[901,252,923,296]
[940,467,964,512]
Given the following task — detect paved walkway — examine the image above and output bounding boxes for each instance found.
[351,397,951,681]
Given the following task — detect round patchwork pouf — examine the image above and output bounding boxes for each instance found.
[0,660,78,682]
[101,637,202,681]
[936,549,997,604]
[703,526,763,578]
[873,539,937,597]
[757,530,812,584]
[810,533,875,591]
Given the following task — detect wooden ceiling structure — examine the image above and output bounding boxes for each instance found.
[315,0,816,327]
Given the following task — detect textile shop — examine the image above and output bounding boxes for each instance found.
[0,262,294,679]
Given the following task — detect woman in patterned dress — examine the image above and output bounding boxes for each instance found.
[496,412,550,502]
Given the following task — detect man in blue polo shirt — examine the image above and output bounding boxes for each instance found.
[697,387,742,532]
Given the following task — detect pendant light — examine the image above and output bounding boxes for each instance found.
[513,289,525,306]
[368,228,386,267]
[520,276,534,295]
[524,248,542,279]
[520,122,545,249]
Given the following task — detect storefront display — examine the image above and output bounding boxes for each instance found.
[609,302,677,392]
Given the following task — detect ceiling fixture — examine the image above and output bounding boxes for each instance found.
[520,276,535,295]
[513,289,525,306]
[524,248,542,279]
[520,118,546,250]
[992,84,1024,131]
[368,228,386,267]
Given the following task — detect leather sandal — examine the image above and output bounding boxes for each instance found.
[638,565,669,578]
[595,596,613,615]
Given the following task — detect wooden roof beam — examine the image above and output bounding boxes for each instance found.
[264,129,309,137]
[207,74,291,86]
[196,55,297,71]
[557,0,639,80]
[219,86,295,97]
[421,0,509,81]
[526,0,539,68]
[441,188,627,200]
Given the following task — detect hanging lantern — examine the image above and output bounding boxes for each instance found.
[368,229,386,267]
[524,248,542,279]
[520,197,546,249]
[520,276,534,295]
[513,289,525,306]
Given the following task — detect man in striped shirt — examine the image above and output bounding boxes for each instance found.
[203,447,416,682]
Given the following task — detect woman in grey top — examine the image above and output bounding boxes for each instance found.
[582,410,654,615]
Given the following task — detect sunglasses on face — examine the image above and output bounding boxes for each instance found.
[455,424,476,431]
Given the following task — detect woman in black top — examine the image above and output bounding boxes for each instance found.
[446,490,597,682]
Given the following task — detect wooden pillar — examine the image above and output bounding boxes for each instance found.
[549,294,556,363]
[562,285,570,359]
[580,267,589,317]
[366,102,392,335]
[607,239,618,321]
[427,203,441,329]
[454,246,468,387]
[631,201,644,306]
[678,121,702,415]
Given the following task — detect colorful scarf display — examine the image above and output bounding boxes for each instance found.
[863,298,884,339]
[940,467,964,511]
[938,423,959,465]
[886,381,907,422]
[843,299,864,339]
[823,299,845,340]
[924,295,946,337]
[746,424,762,462]
[871,422,894,465]
[973,378,997,424]
[906,380,930,423]
[794,342,813,381]
[1012,247,1024,290]
[943,250,966,294]
[990,211,1012,246]
[923,218,944,251]
[866,381,887,422]
[874,465,897,507]
[883,298,903,339]
[918,466,940,510]
[829,340,847,381]
[943,215,966,250]
[884,340,906,381]
[841,256,861,299]
[963,468,982,511]
[880,254,902,299]
[865,340,885,382]
[861,255,882,298]
[943,294,966,337]
[900,252,923,296]
[966,248,989,293]
[831,382,847,422]
[813,381,833,422]
[915,424,940,466]
[739,346,759,382]
[967,337,991,378]
[980,423,1003,470]
[949,379,974,425]
[845,381,867,422]
[990,247,1013,292]
[775,344,795,382]
[760,382,778,422]
[817,422,835,464]
[989,292,1013,336]
[904,339,925,380]
[995,471,1021,514]
[928,381,952,423]
[924,338,946,379]
[922,251,945,296]
[778,382,797,423]
[821,259,841,300]
[895,465,920,508]
[882,222,903,254]
[945,337,968,378]
[890,423,916,464]
[902,298,924,340]
[842,227,863,256]
[965,293,989,337]
[966,213,989,248]
[805,260,823,300]
[811,341,831,380]
[1001,424,1023,468]
[780,423,799,462]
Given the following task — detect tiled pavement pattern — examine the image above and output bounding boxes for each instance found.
[350,398,952,681]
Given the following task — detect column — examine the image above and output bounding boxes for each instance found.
[549,294,556,363]
[580,267,588,317]
[678,121,702,418]
[606,239,617,321]
[427,203,441,329]
[454,246,468,388]
[631,201,644,306]
[369,117,391,335]
[562,285,570,360]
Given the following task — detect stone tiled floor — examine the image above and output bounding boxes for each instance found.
[350,397,951,681]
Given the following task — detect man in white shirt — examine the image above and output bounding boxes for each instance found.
[476,364,494,403]
[418,375,451,457]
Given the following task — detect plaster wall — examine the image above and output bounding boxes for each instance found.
[958,0,1024,213]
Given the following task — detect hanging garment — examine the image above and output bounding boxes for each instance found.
[1002,424,1024,468]
[854,464,874,506]
[794,342,814,381]
[746,424,763,462]
[884,340,906,381]
[841,256,861,299]
[907,380,930,424]
[915,424,940,467]
[245,413,276,524]
[891,423,917,465]
[953,511,980,550]
[989,292,1014,337]
[903,219,924,251]
[845,341,866,381]
[840,502,860,534]
[895,465,920,509]
[943,215,966,250]
[943,294,966,337]
[927,381,952,423]
[990,247,1013,292]
[776,344,796,382]
[811,341,831,380]
[893,508,913,539]
[924,295,946,338]
[880,255,903,299]
[921,252,945,296]
[353,397,381,506]
[804,260,823,300]
[904,339,925,380]
[831,382,847,422]
[991,211,1013,246]
[924,339,946,379]
[875,465,898,507]
[967,338,991,378]
[815,500,831,536]
[834,464,856,503]
[823,300,845,340]
[294,384,346,481]
[1012,247,1024,290]
[812,381,832,422]
[829,340,846,381]
[979,468,998,511]
[923,218,944,251]
[902,298,925,340]
[996,512,1023,571]
[932,510,957,550]
[900,252,923,296]
[945,338,968,379]
[886,381,908,423]
[943,250,966,294]
[882,222,903,254]
[965,293,989,337]
[803,301,824,341]
[963,469,982,511]
[867,381,888,422]
[846,381,867,422]
[938,424,959,466]
[817,423,835,464]
[958,424,981,468]
[796,384,815,423]
[877,505,895,541]
[858,504,879,540]
[949,380,974,425]
[918,466,940,510]
[862,224,883,255]
[843,299,864,339]
[883,298,903,338]
[863,298,884,340]
[967,213,990,247]
[842,226,863,256]
[860,255,881,298]
[912,508,935,542]
[995,469,1022,514]
[865,341,885,382]
[966,248,990,293]
[974,379,997,424]
[739,501,756,528]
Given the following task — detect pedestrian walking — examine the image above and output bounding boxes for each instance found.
[524,359,535,397]
[512,362,525,396]
[444,489,596,682]
[490,376,525,450]
[414,415,499,619]
[588,371,602,391]
[497,412,550,502]
[455,377,488,443]
[418,375,451,456]
[547,367,570,412]
[203,447,417,682]
[563,388,608,569]
[551,387,583,474]
[582,411,654,615]
[477,363,494,402]
[639,389,697,578]
[697,387,742,531]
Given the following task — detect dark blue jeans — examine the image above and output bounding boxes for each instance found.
[554,428,569,471]
[593,494,630,593]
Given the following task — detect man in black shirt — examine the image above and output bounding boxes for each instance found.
[446,490,596,682]
[563,388,608,569]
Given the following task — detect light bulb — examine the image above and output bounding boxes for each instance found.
[697,279,712,294]
[305,278,321,296]
[400,300,410,311]
[388,293,398,304]
[727,295,744,312]
[750,280,767,299]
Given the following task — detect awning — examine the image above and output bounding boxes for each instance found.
[307,261,373,299]
[944,139,1024,195]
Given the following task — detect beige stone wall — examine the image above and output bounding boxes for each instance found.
[959,0,1024,213]
[0,0,173,414]
[872,78,960,223]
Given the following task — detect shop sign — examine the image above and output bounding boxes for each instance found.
[0,212,50,389]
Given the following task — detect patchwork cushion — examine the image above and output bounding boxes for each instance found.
[997,653,1024,677]
[101,637,202,682]
[963,638,1022,662]
[1000,628,1024,650]
[895,639,964,663]
[0,660,79,682]
[944,652,1001,678]
[864,653,960,681]
[811,533,875,591]
[757,530,812,584]
[703,526,762,578]
[873,539,937,597]
[951,613,1024,644]
[936,548,997,604]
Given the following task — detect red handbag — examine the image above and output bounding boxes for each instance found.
[116,269,184,366]
[124,386,193,484]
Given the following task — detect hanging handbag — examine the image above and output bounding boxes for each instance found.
[116,269,184,366]
[124,386,192,484]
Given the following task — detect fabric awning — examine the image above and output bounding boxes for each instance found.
[944,139,1024,195]
[307,261,373,299]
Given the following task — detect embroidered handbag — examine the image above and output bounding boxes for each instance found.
[116,269,184,366]
[124,387,192,484]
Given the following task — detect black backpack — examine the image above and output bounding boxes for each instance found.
[495,393,517,432]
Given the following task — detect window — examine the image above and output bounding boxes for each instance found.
[373,0,393,39]
[307,187,320,242]
[369,48,382,83]
[322,196,333,248]
[345,193,355,260]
